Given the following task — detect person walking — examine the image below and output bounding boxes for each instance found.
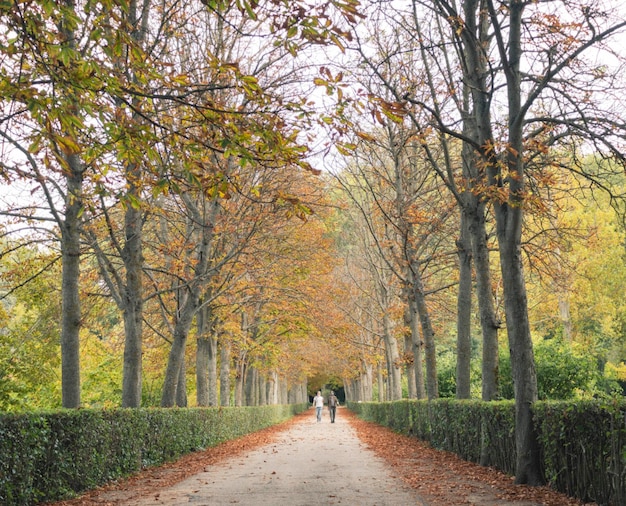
[328,391,339,423]
[313,391,324,422]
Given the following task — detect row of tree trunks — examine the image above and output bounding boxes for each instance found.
[188,337,308,407]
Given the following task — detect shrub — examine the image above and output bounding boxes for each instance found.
[0,404,307,505]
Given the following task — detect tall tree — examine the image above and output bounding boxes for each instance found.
[429,0,626,484]
[348,2,502,401]
[0,0,108,407]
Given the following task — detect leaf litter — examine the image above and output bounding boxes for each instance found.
[48,408,594,506]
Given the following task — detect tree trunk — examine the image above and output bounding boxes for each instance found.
[343,378,354,402]
[412,272,438,399]
[121,190,144,408]
[404,330,417,399]
[161,195,216,407]
[161,300,195,406]
[498,229,541,483]
[258,372,267,405]
[276,378,283,404]
[245,365,257,405]
[207,334,218,406]
[377,365,384,401]
[176,358,187,407]
[195,305,210,406]
[220,339,231,406]
[459,0,500,403]
[466,202,500,401]
[268,372,278,404]
[492,0,542,484]
[383,312,403,400]
[235,353,245,406]
[288,383,300,404]
[118,0,154,410]
[196,337,210,406]
[363,362,374,401]
[456,211,473,399]
[60,153,83,409]
[559,297,572,341]
[408,296,426,399]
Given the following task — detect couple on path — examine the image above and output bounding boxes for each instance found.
[312,390,339,422]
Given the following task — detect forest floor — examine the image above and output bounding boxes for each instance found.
[49,408,593,506]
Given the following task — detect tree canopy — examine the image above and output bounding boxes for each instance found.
[1,0,626,486]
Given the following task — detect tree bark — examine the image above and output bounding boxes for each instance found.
[195,304,210,406]
[403,330,416,399]
[456,211,473,399]
[407,296,426,399]
[220,339,231,406]
[383,312,403,400]
[196,337,210,406]
[118,0,153,409]
[176,359,187,407]
[60,152,83,408]
[266,372,276,404]
[121,198,144,408]
[466,202,500,401]
[489,0,542,484]
[412,272,438,399]
[57,0,83,409]
[161,301,195,406]
[161,195,217,407]
[245,365,257,405]
[235,353,245,406]
[363,362,374,401]
[460,0,500,402]
[498,230,541,484]
[207,334,218,406]
[377,365,385,401]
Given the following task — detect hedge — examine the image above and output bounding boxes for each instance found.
[348,399,625,506]
[0,403,308,505]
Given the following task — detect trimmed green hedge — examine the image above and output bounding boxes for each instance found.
[348,399,625,506]
[0,404,307,505]
[534,400,626,506]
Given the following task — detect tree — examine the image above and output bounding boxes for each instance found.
[0,0,365,410]
[331,136,459,401]
[350,1,502,402]
[428,0,626,484]
[0,0,111,407]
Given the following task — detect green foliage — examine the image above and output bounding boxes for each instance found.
[0,250,62,412]
[436,353,457,398]
[535,339,599,399]
[81,352,123,408]
[0,404,308,505]
[435,347,482,399]
[498,338,616,400]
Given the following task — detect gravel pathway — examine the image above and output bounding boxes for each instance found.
[115,408,427,505]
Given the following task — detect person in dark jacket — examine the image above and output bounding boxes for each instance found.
[328,391,339,423]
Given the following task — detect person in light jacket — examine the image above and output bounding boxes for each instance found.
[312,391,324,422]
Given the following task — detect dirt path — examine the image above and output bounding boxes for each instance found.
[51,407,592,506]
